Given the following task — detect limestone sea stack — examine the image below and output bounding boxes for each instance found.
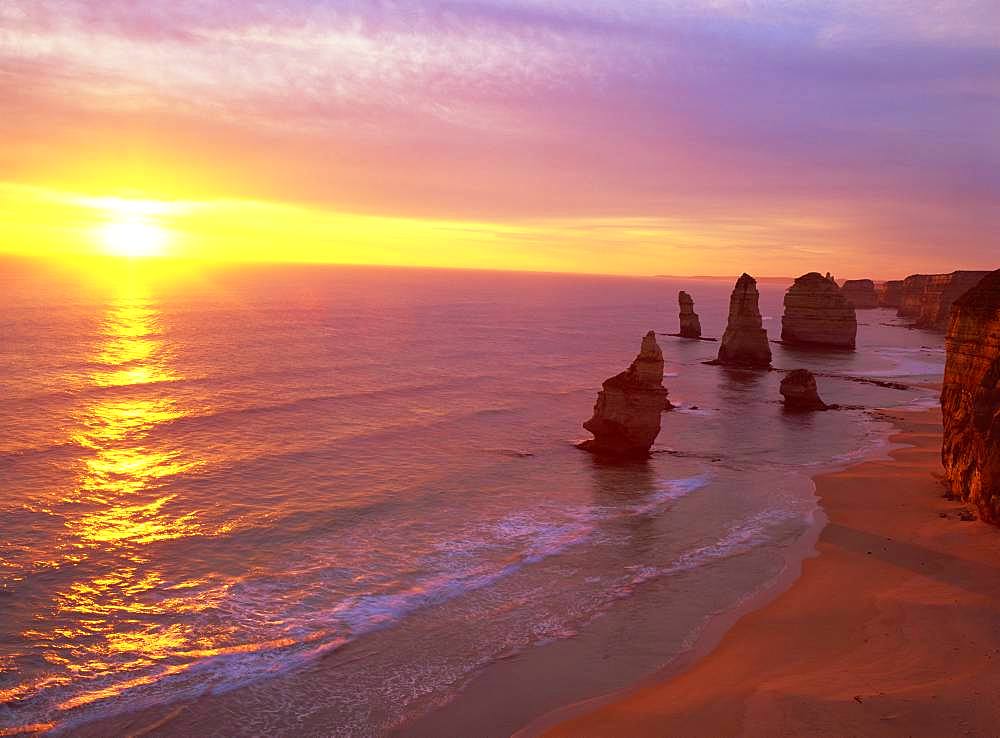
[580,331,672,459]
[780,369,828,411]
[781,272,857,349]
[716,274,771,368]
[941,269,1000,524]
[840,279,878,309]
[678,291,702,338]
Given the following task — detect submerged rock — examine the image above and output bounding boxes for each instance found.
[580,331,671,459]
[941,268,1000,524]
[678,291,702,338]
[780,369,828,411]
[781,272,857,349]
[716,274,771,368]
[841,279,878,309]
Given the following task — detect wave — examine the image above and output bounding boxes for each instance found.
[13,473,716,735]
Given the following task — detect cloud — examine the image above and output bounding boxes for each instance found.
[1,0,998,270]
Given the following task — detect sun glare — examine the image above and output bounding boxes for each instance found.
[84,197,177,259]
[100,219,169,258]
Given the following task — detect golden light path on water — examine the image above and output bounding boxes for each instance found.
[12,279,223,728]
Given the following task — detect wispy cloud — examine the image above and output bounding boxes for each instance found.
[1,0,998,272]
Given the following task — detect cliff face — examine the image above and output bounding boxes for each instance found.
[717,274,771,368]
[841,279,878,309]
[876,280,903,308]
[580,331,672,458]
[678,291,702,338]
[941,269,1000,524]
[898,274,933,318]
[781,272,857,349]
[914,271,990,330]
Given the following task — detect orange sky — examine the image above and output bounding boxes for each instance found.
[1,1,997,278]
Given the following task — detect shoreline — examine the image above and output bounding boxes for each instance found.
[532,407,1000,737]
[31,407,942,738]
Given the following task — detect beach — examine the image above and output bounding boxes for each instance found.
[536,407,1000,738]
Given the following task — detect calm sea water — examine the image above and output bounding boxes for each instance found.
[0,261,944,736]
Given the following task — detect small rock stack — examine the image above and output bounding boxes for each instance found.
[876,280,903,308]
[717,274,772,368]
[840,279,878,309]
[580,331,672,459]
[678,291,702,338]
[780,369,828,411]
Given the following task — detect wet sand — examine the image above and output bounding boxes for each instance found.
[533,408,1000,738]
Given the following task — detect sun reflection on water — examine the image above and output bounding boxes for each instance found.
[17,282,217,724]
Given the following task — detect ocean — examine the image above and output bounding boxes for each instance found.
[0,260,944,736]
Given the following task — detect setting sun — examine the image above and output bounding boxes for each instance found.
[99,219,169,258]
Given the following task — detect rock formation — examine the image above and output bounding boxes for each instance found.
[678,291,702,338]
[780,369,828,411]
[914,271,990,330]
[897,274,933,318]
[840,279,878,309]
[781,272,857,349]
[876,280,903,308]
[580,331,672,459]
[941,269,1000,524]
[716,274,771,368]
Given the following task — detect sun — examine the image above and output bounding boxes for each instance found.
[99,218,169,258]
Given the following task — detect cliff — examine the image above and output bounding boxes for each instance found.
[898,274,933,318]
[914,271,990,330]
[876,280,903,308]
[840,279,878,309]
[580,331,672,459]
[678,291,702,338]
[781,272,857,349]
[941,268,1000,524]
[716,274,772,368]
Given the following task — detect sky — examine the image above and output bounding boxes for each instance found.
[1,0,998,277]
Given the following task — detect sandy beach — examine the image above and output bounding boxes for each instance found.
[536,407,1000,738]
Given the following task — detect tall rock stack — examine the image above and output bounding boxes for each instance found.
[716,273,772,368]
[678,291,702,338]
[941,269,1000,524]
[580,331,672,459]
[841,279,878,309]
[781,272,858,349]
[876,280,903,308]
[914,271,990,330]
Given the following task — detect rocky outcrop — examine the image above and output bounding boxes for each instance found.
[876,280,903,308]
[840,279,878,309]
[780,369,828,411]
[580,331,672,459]
[781,272,857,349]
[914,271,990,330]
[941,269,1000,524]
[716,274,771,368]
[678,291,702,338]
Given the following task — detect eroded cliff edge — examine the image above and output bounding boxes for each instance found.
[942,268,1000,524]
